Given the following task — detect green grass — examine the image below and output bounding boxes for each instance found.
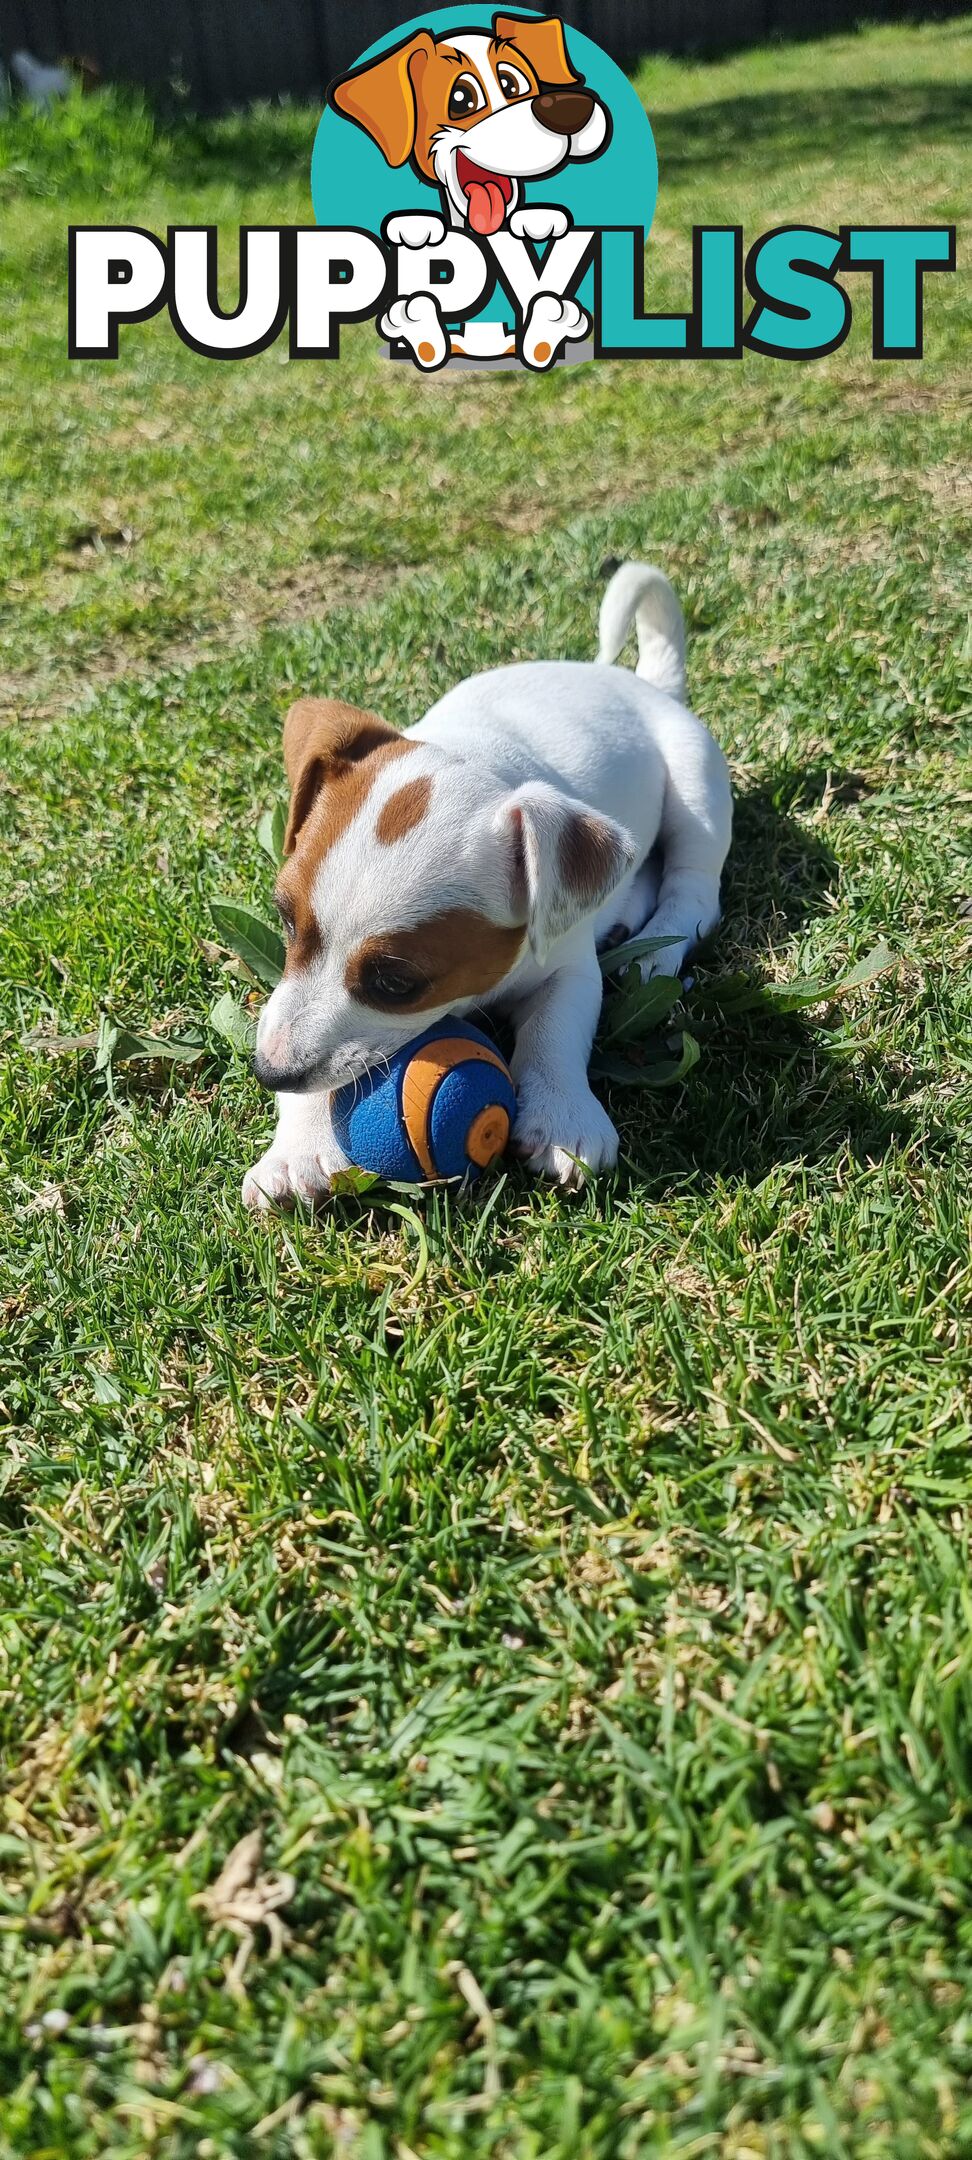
[1,17,971,2157]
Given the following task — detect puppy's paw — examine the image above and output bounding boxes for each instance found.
[639,945,688,983]
[242,1148,334,1213]
[379,294,447,369]
[384,212,446,249]
[513,1076,618,1190]
[508,204,570,243]
[520,292,590,371]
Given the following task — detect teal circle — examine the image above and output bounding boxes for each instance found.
[310,7,655,335]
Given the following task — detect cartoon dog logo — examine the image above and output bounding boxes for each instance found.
[329,13,611,365]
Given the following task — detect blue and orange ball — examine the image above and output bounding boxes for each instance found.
[330,1018,517,1184]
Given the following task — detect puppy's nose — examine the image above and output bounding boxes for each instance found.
[253,1047,316,1093]
[533,88,595,136]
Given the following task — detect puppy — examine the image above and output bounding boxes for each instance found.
[243,563,732,1208]
[330,13,609,238]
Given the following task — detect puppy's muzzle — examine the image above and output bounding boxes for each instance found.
[253,1047,319,1093]
[533,88,595,136]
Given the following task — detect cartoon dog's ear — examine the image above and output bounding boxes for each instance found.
[497,781,636,965]
[493,13,579,87]
[282,698,402,853]
[329,31,435,168]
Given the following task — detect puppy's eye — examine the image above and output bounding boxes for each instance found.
[448,73,485,120]
[498,66,529,99]
[361,956,426,1006]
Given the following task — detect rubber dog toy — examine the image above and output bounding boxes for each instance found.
[330,1018,516,1183]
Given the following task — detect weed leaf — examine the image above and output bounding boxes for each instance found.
[591,1032,700,1088]
[210,900,285,987]
[257,802,287,867]
[209,990,257,1053]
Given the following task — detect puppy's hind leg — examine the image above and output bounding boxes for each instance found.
[639,720,733,980]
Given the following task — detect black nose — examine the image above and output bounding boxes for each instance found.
[533,88,595,136]
[253,1048,316,1093]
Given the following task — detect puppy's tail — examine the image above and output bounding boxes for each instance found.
[596,561,686,703]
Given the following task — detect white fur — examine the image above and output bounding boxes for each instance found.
[244,564,732,1203]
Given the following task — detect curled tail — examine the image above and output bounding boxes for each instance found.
[596,561,687,703]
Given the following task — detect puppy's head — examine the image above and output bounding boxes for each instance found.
[253,696,635,1093]
[329,14,608,235]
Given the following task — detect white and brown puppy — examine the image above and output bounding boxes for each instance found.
[244,563,732,1208]
[330,13,609,238]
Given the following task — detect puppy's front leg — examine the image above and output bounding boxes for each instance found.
[242,1089,350,1212]
[509,945,617,1189]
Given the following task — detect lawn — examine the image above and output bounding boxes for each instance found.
[1,15,971,2157]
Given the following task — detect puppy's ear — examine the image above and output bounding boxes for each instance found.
[497,782,636,965]
[282,698,401,854]
[493,13,579,86]
[329,31,435,167]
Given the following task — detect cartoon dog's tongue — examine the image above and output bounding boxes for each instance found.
[456,150,513,237]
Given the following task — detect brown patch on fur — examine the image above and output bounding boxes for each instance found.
[375,775,432,844]
[282,699,411,855]
[273,875,323,976]
[277,700,415,969]
[558,811,626,905]
[345,907,525,1012]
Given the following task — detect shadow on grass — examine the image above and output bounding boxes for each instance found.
[610,766,929,1192]
[720,766,840,955]
[653,77,971,181]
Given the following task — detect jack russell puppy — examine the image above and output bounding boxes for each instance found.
[243,563,732,1207]
[330,13,610,365]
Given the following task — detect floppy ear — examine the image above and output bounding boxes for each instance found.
[493,13,579,86]
[497,782,636,965]
[282,698,402,853]
[329,31,435,167]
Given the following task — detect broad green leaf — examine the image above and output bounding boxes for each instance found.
[209,990,257,1052]
[591,1031,700,1089]
[257,801,287,867]
[599,932,686,976]
[210,900,285,987]
[599,968,681,1046]
[94,1016,204,1068]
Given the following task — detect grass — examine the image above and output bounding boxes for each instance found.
[1,15,971,2156]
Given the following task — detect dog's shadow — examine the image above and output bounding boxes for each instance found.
[609,766,923,1192]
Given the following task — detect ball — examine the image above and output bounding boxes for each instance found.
[330,1018,517,1184]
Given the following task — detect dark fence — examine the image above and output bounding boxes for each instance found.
[0,0,961,108]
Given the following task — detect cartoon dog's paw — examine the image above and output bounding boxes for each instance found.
[379,293,447,370]
[520,292,591,371]
[508,205,570,243]
[242,1147,334,1212]
[512,1076,619,1190]
[384,212,446,250]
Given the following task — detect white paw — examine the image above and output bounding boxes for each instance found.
[384,212,446,249]
[639,939,689,982]
[508,205,570,243]
[520,292,590,371]
[379,293,446,369]
[512,1078,619,1190]
[242,1148,334,1212]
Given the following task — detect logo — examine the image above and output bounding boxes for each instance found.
[68,9,955,370]
[315,8,636,370]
